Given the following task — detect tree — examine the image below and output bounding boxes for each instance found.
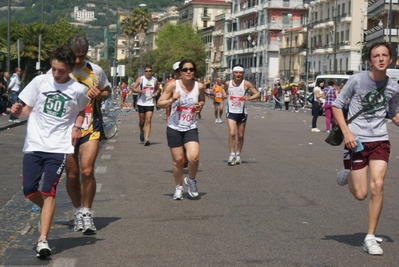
[153,23,207,77]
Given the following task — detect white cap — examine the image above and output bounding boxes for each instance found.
[173,61,180,71]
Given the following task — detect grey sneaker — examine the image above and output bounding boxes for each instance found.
[235,155,242,165]
[73,211,84,232]
[173,185,184,200]
[82,212,96,235]
[227,155,236,166]
[140,131,144,142]
[337,168,350,186]
[363,238,383,255]
[36,240,51,258]
[184,177,199,198]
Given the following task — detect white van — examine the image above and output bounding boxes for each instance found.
[314,74,351,88]
[386,69,399,84]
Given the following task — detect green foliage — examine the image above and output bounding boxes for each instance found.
[153,23,206,77]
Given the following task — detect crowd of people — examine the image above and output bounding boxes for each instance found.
[7,39,399,258]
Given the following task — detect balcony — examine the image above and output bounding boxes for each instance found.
[368,0,399,14]
[201,13,210,21]
[338,13,352,23]
[265,0,309,9]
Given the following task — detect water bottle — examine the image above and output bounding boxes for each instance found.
[31,204,39,212]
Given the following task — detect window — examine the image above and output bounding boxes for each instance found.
[203,20,208,28]
[204,7,208,17]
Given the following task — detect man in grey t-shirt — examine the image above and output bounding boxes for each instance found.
[332,41,399,256]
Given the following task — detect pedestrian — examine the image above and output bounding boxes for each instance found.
[65,34,111,235]
[8,67,22,123]
[224,64,260,165]
[333,41,399,255]
[284,88,291,110]
[120,79,128,108]
[0,70,7,116]
[291,85,299,112]
[157,59,205,200]
[272,84,281,110]
[10,45,90,258]
[131,64,160,146]
[212,77,226,123]
[322,79,338,133]
[311,79,325,132]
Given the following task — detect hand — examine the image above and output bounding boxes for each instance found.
[172,91,181,102]
[194,102,203,113]
[71,127,82,147]
[10,103,23,117]
[87,86,102,100]
[343,131,357,150]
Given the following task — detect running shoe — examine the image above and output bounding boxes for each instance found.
[73,211,84,232]
[363,238,383,255]
[235,155,242,165]
[173,185,184,200]
[184,177,199,198]
[311,128,321,132]
[140,131,144,142]
[14,119,21,123]
[227,155,236,166]
[144,140,150,146]
[36,240,51,258]
[82,212,96,235]
[218,118,222,123]
[337,168,349,186]
[215,119,218,124]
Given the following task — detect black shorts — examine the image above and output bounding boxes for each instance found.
[138,105,154,113]
[22,152,66,197]
[227,112,247,123]
[166,127,199,148]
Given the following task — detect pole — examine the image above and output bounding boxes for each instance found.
[333,0,337,73]
[388,0,393,67]
[41,0,44,23]
[7,0,10,73]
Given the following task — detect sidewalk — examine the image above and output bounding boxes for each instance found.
[0,109,27,131]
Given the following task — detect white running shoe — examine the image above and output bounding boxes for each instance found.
[337,168,350,186]
[218,118,222,123]
[215,119,218,124]
[184,177,199,198]
[173,185,184,200]
[227,155,236,166]
[363,238,383,255]
[73,211,84,232]
[235,155,242,165]
[311,128,321,132]
[36,240,51,258]
[82,212,97,235]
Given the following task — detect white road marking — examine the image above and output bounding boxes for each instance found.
[52,258,77,267]
[101,155,111,159]
[105,146,114,150]
[96,183,102,193]
[95,166,107,174]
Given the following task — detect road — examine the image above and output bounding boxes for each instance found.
[1,101,399,266]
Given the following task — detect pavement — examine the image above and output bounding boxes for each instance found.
[1,101,399,266]
[0,109,27,131]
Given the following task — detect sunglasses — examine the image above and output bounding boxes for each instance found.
[181,68,195,72]
[144,70,152,72]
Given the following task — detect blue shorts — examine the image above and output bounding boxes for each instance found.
[226,112,247,123]
[166,127,199,148]
[22,152,66,198]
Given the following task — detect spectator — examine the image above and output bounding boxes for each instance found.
[8,67,22,123]
[322,79,338,133]
[311,79,325,132]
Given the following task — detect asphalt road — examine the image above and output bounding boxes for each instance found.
[1,101,399,266]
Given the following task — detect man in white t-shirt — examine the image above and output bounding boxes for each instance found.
[131,64,160,146]
[10,45,90,259]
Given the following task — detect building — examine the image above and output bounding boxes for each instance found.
[73,6,96,21]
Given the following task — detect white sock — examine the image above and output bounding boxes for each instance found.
[230,152,235,156]
[365,234,375,240]
[82,207,91,214]
[74,206,82,214]
[236,153,240,157]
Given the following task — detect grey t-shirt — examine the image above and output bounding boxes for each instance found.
[333,71,399,142]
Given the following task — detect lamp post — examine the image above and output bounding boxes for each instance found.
[302,1,315,107]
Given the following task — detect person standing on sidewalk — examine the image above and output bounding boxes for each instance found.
[322,79,338,133]
[157,59,205,200]
[11,45,90,258]
[131,65,159,146]
[212,77,226,123]
[65,34,111,235]
[333,41,399,255]
[224,64,260,165]
[311,79,325,132]
[8,67,22,123]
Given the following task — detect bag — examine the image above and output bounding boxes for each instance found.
[307,92,314,104]
[325,125,344,146]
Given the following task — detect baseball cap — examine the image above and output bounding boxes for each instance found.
[173,61,180,71]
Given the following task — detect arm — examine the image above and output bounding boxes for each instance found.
[157,81,179,109]
[244,81,260,101]
[131,77,142,94]
[71,110,85,146]
[332,106,356,150]
[152,79,160,98]
[195,82,206,113]
[11,103,32,119]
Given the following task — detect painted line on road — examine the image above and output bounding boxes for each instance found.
[52,258,77,267]
[96,183,102,193]
[95,166,107,174]
[107,139,116,143]
[105,146,114,150]
[101,155,111,159]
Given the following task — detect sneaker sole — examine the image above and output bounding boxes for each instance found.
[363,246,383,255]
[228,162,235,166]
[36,248,51,259]
[144,141,150,146]
[83,228,97,235]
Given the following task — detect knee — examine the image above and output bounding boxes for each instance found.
[354,193,368,201]
[173,157,184,167]
[80,165,94,178]
[229,132,236,139]
[187,154,199,164]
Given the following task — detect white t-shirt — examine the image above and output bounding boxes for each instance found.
[137,76,157,106]
[167,81,199,132]
[227,79,247,114]
[314,86,322,102]
[19,74,90,153]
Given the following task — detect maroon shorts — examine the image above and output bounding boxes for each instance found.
[343,141,390,170]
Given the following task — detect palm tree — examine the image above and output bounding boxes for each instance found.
[121,16,136,77]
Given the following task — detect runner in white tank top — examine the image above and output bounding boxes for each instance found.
[226,79,248,115]
[157,60,205,200]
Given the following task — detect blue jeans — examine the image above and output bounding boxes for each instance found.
[9,91,18,120]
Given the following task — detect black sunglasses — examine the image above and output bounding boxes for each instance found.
[181,68,195,72]
[144,70,152,72]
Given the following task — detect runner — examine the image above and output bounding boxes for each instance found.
[212,77,226,123]
[157,59,205,200]
[224,64,260,165]
[131,65,160,146]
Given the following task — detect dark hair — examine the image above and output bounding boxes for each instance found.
[327,79,335,86]
[367,41,392,60]
[67,34,89,54]
[317,79,325,87]
[179,59,197,72]
[50,45,76,69]
[144,65,152,70]
[232,64,244,70]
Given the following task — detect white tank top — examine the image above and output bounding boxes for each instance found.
[227,79,247,114]
[167,81,199,131]
[137,76,156,106]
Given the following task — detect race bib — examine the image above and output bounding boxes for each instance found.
[43,94,66,117]
[175,106,196,126]
[143,86,154,97]
[229,95,244,108]
[81,105,92,130]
